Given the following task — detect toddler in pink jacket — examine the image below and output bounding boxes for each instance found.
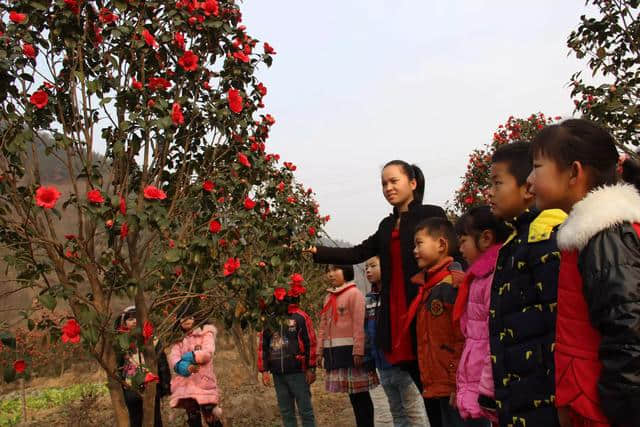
[453,206,510,424]
[168,303,222,427]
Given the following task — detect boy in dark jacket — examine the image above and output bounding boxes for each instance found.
[258,286,317,427]
[485,142,566,426]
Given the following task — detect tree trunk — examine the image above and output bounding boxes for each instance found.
[107,375,131,427]
[230,322,258,384]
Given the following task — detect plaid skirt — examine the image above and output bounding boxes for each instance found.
[325,367,379,394]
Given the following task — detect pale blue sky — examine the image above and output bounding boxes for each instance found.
[243,1,590,243]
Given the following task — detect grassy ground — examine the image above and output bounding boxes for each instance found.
[0,348,357,427]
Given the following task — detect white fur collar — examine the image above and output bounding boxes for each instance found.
[557,183,640,250]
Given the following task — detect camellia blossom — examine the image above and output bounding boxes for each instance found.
[308,226,316,236]
[14,360,26,374]
[243,197,256,210]
[290,273,304,286]
[142,320,153,343]
[209,219,221,233]
[263,42,276,54]
[227,88,243,113]
[287,283,306,298]
[9,11,27,24]
[203,180,214,192]
[172,103,184,125]
[237,153,251,168]
[30,90,48,109]
[273,287,287,301]
[64,0,79,14]
[22,43,36,59]
[120,223,129,239]
[276,182,285,192]
[35,186,61,209]
[87,189,104,204]
[143,185,167,200]
[202,0,219,16]
[257,83,267,97]
[119,195,127,215]
[147,77,171,91]
[144,372,160,384]
[233,51,249,63]
[99,8,117,24]
[223,257,240,276]
[178,51,198,71]
[61,319,81,344]
[132,77,143,90]
[174,32,186,50]
[142,29,158,48]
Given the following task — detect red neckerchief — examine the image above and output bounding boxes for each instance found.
[395,257,453,348]
[320,283,355,323]
[452,271,474,324]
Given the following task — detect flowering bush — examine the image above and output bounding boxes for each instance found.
[450,113,559,214]
[0,1,325,423]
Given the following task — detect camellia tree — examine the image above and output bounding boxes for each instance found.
[568,0,640,150]
[0,1,326,425]
[450,113,559,214]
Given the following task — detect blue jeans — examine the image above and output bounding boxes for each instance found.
[273,372,316,427]
[378,367,427,427]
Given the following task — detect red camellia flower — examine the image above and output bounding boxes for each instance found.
[30,90,48,109]
[273,287,287,301]
[35,186,61,209]
[147,99,156,108]
[64,0,79,14]
[202,0,219,16]
[99,8,118,24]
[202,180,214,192]
[172,103,184,125]
[120,223,129,239]
[9,11,27,24]
[132,77,143,90]
[276,182,285,192]
[264,42,276,54]
[257,83,267,97]
[143,185,167,200]
[228,88,243,113]
[237,153,251,168]
[265,114,276,126]
[244,197,256,210]
[209,219,221,233]
[287,283,306,298]
[287,196,297,204]
[290,273,304,286]
[22,43,36,59]
[87,189,104,204]
[283,162,296,171]
[14,360,26,374]
[308,226,316,236]
[119,195,127,215]
[178,51,199,71]
[464,196,474,205]
[174,32,186,50]
[61,319,81,344]
[142,29,158,48]
[223,257,240,276]
[233,51,250,63]
[142,320,154,343]
[147,77,171,91]
[144,372,160,384]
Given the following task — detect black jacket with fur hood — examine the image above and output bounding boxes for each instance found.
[557,183,640,427]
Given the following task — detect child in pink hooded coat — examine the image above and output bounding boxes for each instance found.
[168,304,222,427]
[453,206,510,424]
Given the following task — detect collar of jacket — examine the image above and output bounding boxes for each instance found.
[392,199,421,218]
[326,282,356,294]
[506,207,540,231]
[558,183,640,251]
[410,256,454,286]
[468,244,501,279]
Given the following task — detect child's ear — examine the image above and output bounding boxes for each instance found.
[522,180,535,203]
[479,229,495,251]
[569,161,584,186]
[438,236,449,255]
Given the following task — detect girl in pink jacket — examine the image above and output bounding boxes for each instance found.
[168,304,222,427]
[453,206,510,424]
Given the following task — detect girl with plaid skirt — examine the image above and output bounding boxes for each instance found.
[318,264,379,427]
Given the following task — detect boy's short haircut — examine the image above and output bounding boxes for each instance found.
[329,264,355,282]
[415,217,458,256]
[491,141,533,186]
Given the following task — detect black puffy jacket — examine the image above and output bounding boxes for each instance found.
[558,183,640,427]
[313,200,447,353]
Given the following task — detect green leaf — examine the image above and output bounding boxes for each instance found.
[38,293,57,311]
[0,331,16,349]
[164,249,182,263]
[3,366,16,383]
[118,333,130,350]
[270,255,281,267]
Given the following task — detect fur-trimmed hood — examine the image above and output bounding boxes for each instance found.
[557,183,640,251]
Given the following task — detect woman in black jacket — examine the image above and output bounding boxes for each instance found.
[308,160,447,426]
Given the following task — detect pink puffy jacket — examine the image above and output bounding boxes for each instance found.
[455,245,499,421]
[168,325,220,408]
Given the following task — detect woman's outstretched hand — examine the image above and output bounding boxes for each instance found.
[302,246,317,254]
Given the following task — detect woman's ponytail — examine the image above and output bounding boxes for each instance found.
[622,155,640,193]
[411,164,425,204]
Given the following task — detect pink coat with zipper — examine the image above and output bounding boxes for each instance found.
[168,325,220,408]
[456,245,499,421]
